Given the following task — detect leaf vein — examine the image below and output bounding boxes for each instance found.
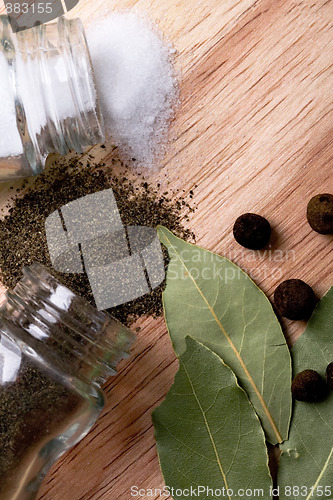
[181,359,232,499]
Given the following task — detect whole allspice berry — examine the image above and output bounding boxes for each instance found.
[326,362,333,391]
[307,193,333,234]
[274,279,316,320]
[233,213,271,250]
[291,369,328,402]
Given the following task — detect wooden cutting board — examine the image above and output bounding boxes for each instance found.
[0,0,332,498]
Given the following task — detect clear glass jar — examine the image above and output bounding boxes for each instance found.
[0,263,135,500]
[0,15,104,183]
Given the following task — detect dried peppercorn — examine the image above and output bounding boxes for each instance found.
[274,279,316,320]
[233,213,271,250]
[306,193,333,234]
[291,369,328,402]
[326,362,333,391]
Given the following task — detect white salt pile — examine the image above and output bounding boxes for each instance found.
[0,53,23,158]
[86,12,178,167]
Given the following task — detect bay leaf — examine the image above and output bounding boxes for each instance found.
[278,287,333,500]
[157,226,292,444]
[153,337,273,500]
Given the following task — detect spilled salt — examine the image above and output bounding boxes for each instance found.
[0,12,177,169]
[86,12,178,167]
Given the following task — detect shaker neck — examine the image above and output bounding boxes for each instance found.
[0,263,134,389]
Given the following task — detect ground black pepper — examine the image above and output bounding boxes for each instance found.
[0,358,82,494]
[0,149,195,325]
[0,263,135,497]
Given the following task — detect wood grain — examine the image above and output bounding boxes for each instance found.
[0,0,332,498]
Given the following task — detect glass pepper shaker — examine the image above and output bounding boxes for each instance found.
[0,263,135,500]
[0,15,104,183]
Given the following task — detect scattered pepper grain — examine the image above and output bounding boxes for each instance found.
[291,369,328,402]
[233,213,271,250]
[274,279,316,321]
[306,193,333,234]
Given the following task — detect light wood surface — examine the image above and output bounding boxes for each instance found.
[0,0,332,498]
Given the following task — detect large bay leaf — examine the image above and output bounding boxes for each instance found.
[278,287,333,500]
[153,337,273,500]
[157,226,292,444]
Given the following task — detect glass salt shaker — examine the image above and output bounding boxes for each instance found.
[0,15,104,183]
[0,262,135,500]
